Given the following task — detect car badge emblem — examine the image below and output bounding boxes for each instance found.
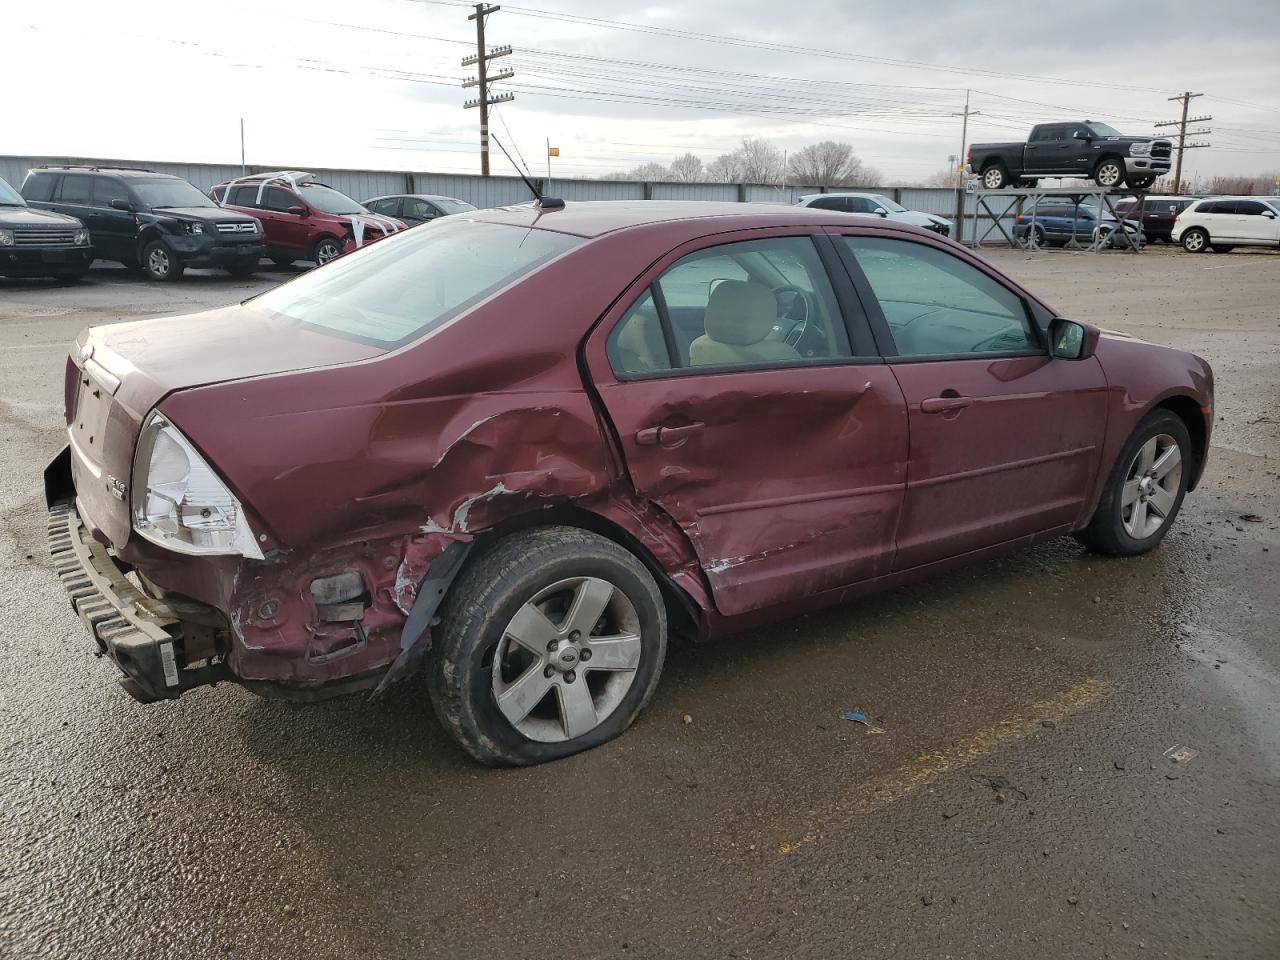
[107,476,127,501]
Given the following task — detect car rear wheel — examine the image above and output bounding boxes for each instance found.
[142,240,183,281]
[1023,224,1047,249]
[312,237,342,266]
[1093,158,1125,189]
[981,164,1009,190]
[1074,410,1191,557]
[1181,228,1209,253]
[428,526,668,766]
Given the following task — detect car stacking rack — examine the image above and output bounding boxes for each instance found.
[965,184,1149,253]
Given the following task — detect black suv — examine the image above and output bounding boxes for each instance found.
[21,166,265,281]
[0,175,94,281]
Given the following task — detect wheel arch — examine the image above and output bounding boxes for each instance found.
[1153,394,1209,491]
[464,503,707,643]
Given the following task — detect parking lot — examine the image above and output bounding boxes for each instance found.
[1,246,1277,959]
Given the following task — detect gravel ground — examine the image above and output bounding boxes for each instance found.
[1,246,1277,959]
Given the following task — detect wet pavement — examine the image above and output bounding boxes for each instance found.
[1,248,1277,959]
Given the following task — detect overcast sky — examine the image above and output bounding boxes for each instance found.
[3,0,1277,185]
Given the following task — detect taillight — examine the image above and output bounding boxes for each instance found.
[1174,215,1181,223]
[965,147,972,164]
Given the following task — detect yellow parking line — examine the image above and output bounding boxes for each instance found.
[775,676,1110,855]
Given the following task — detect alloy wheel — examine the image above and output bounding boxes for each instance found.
[1121,433,1182,539]
[316,241,341,265]
[1096,162,1122,187]
[983,167,1004,189]
[147,246,170,277]
[491,576,643,743]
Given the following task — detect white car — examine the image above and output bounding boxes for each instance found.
[794,192,954,237]
[1172,196,1280,253]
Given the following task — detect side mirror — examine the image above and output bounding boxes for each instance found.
[1072,130,1092,141]
[1263,210,1277,219]
[109,198,133,212]
[873,207,888,217]
[288,205,308,217]
[1049,317,1100,361]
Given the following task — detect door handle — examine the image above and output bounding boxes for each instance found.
[635,422,704,447]
[920,396,973,414]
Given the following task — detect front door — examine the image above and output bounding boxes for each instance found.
[832,230,1109,570]
[1234,200,1280,243]
[89,175,135,261]
[261,186,313,256]
[585,230,909,616]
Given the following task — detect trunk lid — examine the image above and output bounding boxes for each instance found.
[68,302,385,547]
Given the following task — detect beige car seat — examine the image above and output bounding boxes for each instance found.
[688,280,800,366]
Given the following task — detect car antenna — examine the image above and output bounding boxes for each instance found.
[489,132,564,211]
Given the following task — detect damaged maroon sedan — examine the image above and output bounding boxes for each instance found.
[46,200,1213,765]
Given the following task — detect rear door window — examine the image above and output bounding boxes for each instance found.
[227,185,260,207]
[57,174,93,204]
[806,196,848,212]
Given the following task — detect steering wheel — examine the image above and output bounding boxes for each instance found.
[772,285,814,347]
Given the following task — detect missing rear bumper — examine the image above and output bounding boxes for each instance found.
[47,501,231,703]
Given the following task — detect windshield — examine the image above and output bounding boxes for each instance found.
[0,177,25,206]
[1087,122,1122,138]
[870,194,907,213]
[132,178,216,209]
[250,219,581,347]
[299,184,367,215]
[434,198,477,215]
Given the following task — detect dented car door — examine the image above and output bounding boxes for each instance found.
[585,229,909,617]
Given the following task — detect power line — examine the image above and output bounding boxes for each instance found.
[1155,92,1212,193]
[461,3,514,175]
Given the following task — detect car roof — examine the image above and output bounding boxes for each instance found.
[32,166,178,180]
[799,192,884,200]
[367,193,470,203]
[463,200,924,239]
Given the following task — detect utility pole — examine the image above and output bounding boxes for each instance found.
[953,89,980,179]
[462,3,513,176]
[1155,92,1211,194]
[239,117,246,176]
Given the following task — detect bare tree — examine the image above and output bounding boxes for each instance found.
[705,137,785,184]
[668,152,704,182]
[787,140,878,187]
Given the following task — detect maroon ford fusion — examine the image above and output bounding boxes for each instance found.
[46,200,1213,765]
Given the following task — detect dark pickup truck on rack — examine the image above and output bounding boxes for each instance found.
[967,121,1173,191]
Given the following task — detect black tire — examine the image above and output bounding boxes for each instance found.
[1181,228,1210,253]
[1024,224,1047,248]
[270,256,295,268]
[1013,178,1039,189]
[1127,175,1156,189]
[312,237,342,266]
[981,164,1009,190]
[226,258,258,278]
[141,240,183,281]
[1074,410,1192,557]
[1093,157,1125,190]
[428,526,668,766]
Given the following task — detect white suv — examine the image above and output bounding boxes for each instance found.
[1172,196,1280,253]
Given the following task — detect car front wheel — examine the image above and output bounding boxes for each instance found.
[312,237,342,266]
[428,526,668,766]
[1074,410,1191,557]
[1182,228,1209,253]
[142,240,183,281]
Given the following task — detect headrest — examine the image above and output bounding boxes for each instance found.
[702,280,776,346]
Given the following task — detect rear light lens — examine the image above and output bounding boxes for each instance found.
[131,411,264,559]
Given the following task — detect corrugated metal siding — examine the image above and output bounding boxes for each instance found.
[3,155,1016,237]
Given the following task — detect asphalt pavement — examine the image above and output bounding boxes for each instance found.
[1,248,1277,959]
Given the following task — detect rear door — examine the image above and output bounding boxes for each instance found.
[584,228,909,616]
[831,230,1108,570]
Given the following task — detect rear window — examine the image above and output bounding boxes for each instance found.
[249,219,581,347]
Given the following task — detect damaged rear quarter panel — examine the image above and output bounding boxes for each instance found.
[149,227,691,683]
